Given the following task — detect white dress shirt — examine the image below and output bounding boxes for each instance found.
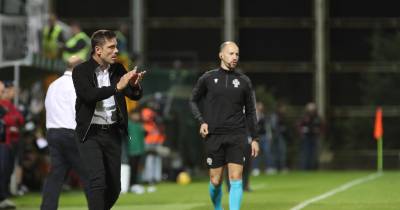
[92,65,117,124]
[45,71,77,129]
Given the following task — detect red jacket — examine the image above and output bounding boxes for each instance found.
[0,99,24,145]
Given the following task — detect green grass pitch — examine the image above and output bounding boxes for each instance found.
[13,171,400,210]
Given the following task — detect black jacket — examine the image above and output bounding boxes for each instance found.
[72,57,142,142]
[189,68,258,139]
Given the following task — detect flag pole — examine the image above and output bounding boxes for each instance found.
[377,136,383,172]
[374,107,383,173]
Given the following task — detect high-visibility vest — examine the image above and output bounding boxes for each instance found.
[115,30,132,69]
[115,31,128,55]
[142,108,165,144]
[62,32,90,61]
[143,121,165,144]
[42,24,63,59]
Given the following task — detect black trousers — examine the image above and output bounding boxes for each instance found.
[41,128,89,210]
[77,126,122,210]
[0,143,12,201]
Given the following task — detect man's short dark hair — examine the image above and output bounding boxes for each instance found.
[91,30,116,54]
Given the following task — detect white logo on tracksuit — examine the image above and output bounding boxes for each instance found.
[232,79,240,88]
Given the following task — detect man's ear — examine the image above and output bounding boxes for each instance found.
[94,46,101,55]
[219,52,222,59]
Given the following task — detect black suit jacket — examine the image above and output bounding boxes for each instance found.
[72,57,142,142]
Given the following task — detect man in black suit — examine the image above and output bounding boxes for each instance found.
[72,29,145,210]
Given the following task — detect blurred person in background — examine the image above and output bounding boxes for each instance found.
[40,56,89,210]
[19,129,48,192]
[62,22,90,62]
[0,81,25,196]
[268,102,290,174]
[141,107,165,193]
[0,81,16,209]
[41,13,65,59]
[115,23,132,70]
[127,109,145,194]
[189,41,259,210]
[251,102,272,176]
[72,30,144,210]
[297,102,324,170]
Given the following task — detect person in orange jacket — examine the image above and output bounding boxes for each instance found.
[141,107,165,192]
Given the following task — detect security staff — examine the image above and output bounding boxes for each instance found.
[42,14,64,59]
[62,22,90,62]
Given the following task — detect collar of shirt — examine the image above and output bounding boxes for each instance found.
[64,70,72,76]
[95,64,110,74]
[95,65,112,87]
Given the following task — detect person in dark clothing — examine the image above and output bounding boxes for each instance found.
[190,41,259,210]
[72,30,145,210]
[297,102,323,170]
[269,103,290,173]
[251,102,273,176]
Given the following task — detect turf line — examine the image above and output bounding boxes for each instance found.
[289,172,383,210]
[252,183,267,190]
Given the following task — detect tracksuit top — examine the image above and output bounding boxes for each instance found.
[190,68,258,139]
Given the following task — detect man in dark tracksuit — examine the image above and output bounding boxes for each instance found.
[72,30,145,210]
[190,41,259,210]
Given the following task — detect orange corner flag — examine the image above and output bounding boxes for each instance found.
[374,107,383,140]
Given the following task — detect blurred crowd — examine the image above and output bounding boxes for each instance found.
[0,79,48,209]
[250,101,324,178]
[40,13,133,70]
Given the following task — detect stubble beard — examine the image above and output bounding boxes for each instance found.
[229,61,237,69]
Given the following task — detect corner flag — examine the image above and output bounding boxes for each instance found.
[374,107,383,140]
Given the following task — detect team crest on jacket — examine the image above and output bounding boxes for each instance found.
[232,79,240,88]
[214,78,218,84]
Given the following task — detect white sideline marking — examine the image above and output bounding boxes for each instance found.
[252,183,267,190]
[290,172,383,210]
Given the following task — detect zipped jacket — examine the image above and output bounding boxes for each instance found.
[190,68,258,139]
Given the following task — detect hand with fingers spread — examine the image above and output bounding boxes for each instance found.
[199,123,209,138]
[129,66,147,87]
[117,66,146,91]
[116,70,134,91]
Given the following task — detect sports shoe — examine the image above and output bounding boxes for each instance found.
[265,168,277,175]
[147,185,157,193]
[0,199,16,209]
[130,184,145,194]
[251,169,260,176]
